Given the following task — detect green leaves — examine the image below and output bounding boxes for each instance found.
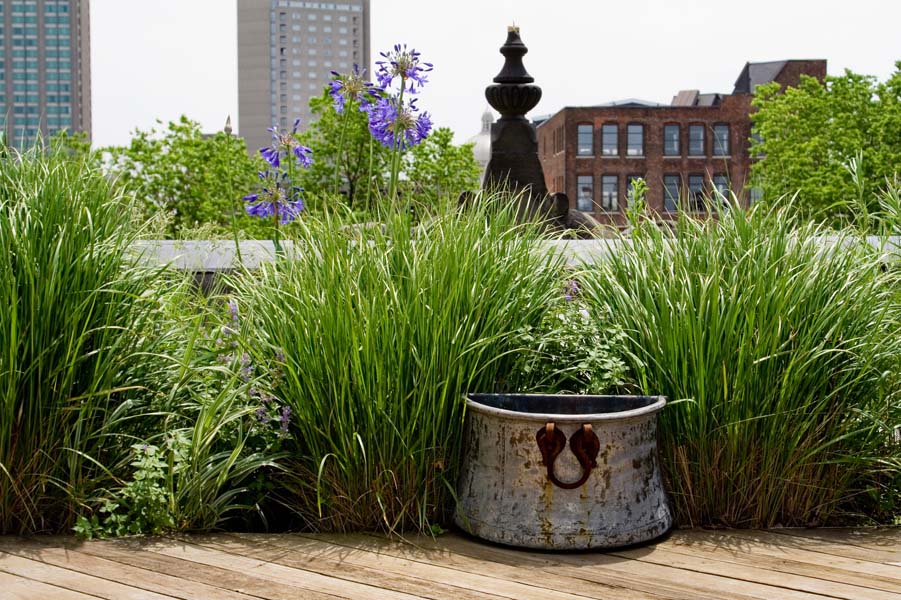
[404,127,482,207]
[297,88,481,214]
[0,144,158,533]
[105,116,268,237]
[752,63,901,226]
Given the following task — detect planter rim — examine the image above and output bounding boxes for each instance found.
[465,393,666,422]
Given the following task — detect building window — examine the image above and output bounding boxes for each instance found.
[664,175,680,212]
[601,175,618,211]
[711,174,729,201]
[712,124,730,156]
[601,124,617,156]
[688,125,705,156]
[663,124,680,156]
[688,174,705,211]
[627,124,644,156]
[577,124,593,156]
[554,126,564,154]
[576,176,594,212]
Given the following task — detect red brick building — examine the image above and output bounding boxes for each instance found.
[536,60,826,226]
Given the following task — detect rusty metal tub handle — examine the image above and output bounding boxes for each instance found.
[535,422,600,490]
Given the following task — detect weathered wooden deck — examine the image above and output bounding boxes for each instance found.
[0,528,898,599]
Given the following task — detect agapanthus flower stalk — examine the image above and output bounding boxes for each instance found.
[328,66,381,198]
[367,96,432,150]
[375,44,432,93]
[369,44,433,205]
[243,168,305,224]
[244,118,313,255]
[260,119,313,169]
[328,65,380,114]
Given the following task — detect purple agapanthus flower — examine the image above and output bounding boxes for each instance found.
[259,119,313,169]
[254,407,270,424]
[563,279,580,301]
[367,95,432,150]
[243,169,305,224]
[278,405,292,431]
[328,65,380,114]
[375,44,432,92]
[239,353,253,381]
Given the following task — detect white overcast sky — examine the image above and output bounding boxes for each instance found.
[92,0,901,147]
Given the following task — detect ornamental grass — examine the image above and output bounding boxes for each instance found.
[0,145,160,533]
[230,197,566,532]
[581,200,901,527]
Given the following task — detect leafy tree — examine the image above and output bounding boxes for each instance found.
[105,116,266,237]
[50,130,98,164]
[751,63,901,223]
[298,89,481,213]
[404,127,481,206]
[296,91,392,211]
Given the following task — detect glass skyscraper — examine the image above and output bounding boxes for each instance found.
[0,0,91,148]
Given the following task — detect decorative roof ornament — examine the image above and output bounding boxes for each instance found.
[477,27,601,238]
[484,27,542,120]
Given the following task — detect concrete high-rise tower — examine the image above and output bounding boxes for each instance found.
[237,0,370,154]
[0,0,92,148]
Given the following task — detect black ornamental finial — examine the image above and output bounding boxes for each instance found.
[493,27,534,84]
[485,26,542,119]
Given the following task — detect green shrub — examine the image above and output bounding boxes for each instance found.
[582,202,901,527]
[508,282,630,395]
[73,287,290,538]
[231,198,567,532]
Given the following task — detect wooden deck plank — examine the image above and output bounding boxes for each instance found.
[134,537,426,600]
[0,571,102,600]
[769,529,901,565]
[191,532,514,600]
[676,529,901,588]
[236,533,602,600]
[740,530,901,565]
[0,551,179,600]
[0,528,896,600]
[224,532,667,600]
[609,543,899,600]
[49,537,343,600]
[0,537,260,600]
[773,528,901,550]
[343,531,703,600]
[337,532,833,600]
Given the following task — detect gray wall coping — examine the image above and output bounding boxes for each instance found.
[132,237,901,272]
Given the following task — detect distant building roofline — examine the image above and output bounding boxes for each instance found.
[733,59,827,94]
[535,59,827,126]
[591,98,665,108]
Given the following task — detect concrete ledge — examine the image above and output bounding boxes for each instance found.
[132,236,901,272]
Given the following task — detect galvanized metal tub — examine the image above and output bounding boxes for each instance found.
[455,394,672,550]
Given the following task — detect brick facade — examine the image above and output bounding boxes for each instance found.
[537,60,826,227]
